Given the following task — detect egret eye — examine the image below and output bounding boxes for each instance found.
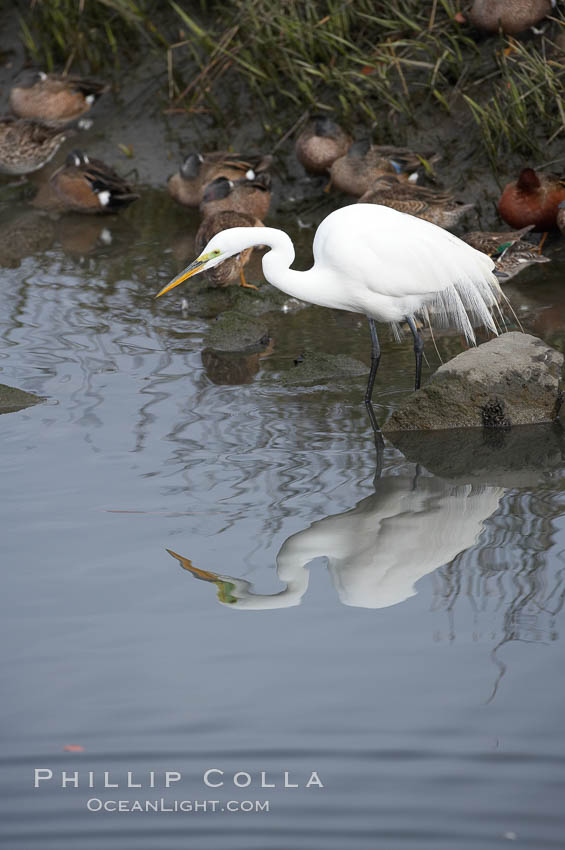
[211,250,221,257]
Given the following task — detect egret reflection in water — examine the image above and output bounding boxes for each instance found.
[168,473,504,610]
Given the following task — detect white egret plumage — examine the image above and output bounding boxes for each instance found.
[157,203,503,430]
[167,475,504,610]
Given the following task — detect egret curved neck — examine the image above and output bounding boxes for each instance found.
[235,226,308,301]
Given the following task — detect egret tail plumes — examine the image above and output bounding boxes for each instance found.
[311,204,502,345]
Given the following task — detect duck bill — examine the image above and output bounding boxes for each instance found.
[156,258,206,297]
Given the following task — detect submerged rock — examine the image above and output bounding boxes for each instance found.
[205,310,270,352]
[267,351,367,386]
[384,332,563,432]
[0,383,44,414]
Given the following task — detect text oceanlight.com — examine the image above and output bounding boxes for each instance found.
[86,798,270,813]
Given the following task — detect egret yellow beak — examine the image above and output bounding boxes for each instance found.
[156,253,213,297]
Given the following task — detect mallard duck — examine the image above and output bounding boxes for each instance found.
[9,72,108,127]
[46,150,139,213]
[498,168,565,230]
[329,140,437,197]
[167,151,272,208]
[494,242,550,280]
[295,116,352,175]
[462,225,535,255]
[199,173,271,220]
[468,0,554,34]
[195,210,263,288]
[0,117,67,175]
[358,175,472,229]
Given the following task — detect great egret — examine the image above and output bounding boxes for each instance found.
[45,151,139,214]
[9,72,108,127]
[157,203,502,431]
[195,209,263,288]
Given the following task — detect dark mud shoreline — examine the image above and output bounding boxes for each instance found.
[1,2,564,241]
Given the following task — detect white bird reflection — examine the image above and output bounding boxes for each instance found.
[168,473,503,610]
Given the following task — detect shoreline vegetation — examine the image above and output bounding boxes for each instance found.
[16,1,565,167]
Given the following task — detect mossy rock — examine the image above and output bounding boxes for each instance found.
[230,282,298,316]
[0,383,44,414]
[204,310,270,352]
[175,279,236,319]
[267,351,367,386]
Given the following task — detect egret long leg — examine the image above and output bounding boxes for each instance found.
[364,318,382,434]
[405,315,424,391]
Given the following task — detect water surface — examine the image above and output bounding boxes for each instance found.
[1,189,565,849]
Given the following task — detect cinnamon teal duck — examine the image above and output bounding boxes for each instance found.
[498,168,565,231]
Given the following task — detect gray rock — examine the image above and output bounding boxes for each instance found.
[205,311,270,352]
[384,332,563,432]
[0,383,44,414]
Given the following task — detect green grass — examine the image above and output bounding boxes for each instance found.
[167,0,565,156]
[17,0,565,160]
[19,0,166,72]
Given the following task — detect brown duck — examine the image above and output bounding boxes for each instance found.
[10,72,108,127]
[168,151,272,208]
[358,176,473,230]
[330,140,437,197]
[498,168,565,230]
[468,0,554,34]
[195,210,263,288]
[462,226,535,255]
[0,116,67,175]
[295,116,352,175]
[46,150,139,214]
[199,173,272,220]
